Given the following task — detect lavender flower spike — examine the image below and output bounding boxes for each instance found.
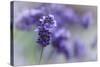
[36,14,56,64]
[37,14,57,47]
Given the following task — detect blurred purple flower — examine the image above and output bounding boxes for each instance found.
[61,7,80,24]
[73,39,87,59]
[38,4,80,27]
[52,36,68,51]
[15,9,44,31]
[52,28,73,59]
[53,28,71,39]
[15,4,82,31]
[35,4,63,27]
[81,12,93,29]
[62,41,73,60]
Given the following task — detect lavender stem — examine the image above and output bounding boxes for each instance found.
[39,47,44,64]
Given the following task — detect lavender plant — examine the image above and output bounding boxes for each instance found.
[36,14,57,64]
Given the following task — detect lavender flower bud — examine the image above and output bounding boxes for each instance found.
[37,27,51,47]
[37,14,56,47]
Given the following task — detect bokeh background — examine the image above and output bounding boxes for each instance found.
[12,1,97,66]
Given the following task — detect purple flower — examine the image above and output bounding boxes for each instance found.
[81,12,93,29]
[52,37,73,59]
[73,39,86,59]
[37,14,57,47]
[62,41,73,59]
[15,4,81,31]
[37,27,51,47]
[61,7,80,24]
[49,5,79,26]
[52,36,67,51]
[52,28,71,48]
[38,4,80,27]
[15,9,44,31]
[52,28,72,59]
[53,28,71,39]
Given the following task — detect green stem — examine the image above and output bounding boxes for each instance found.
[39,47,44,64]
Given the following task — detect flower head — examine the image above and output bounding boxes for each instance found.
[37,14,57,47]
